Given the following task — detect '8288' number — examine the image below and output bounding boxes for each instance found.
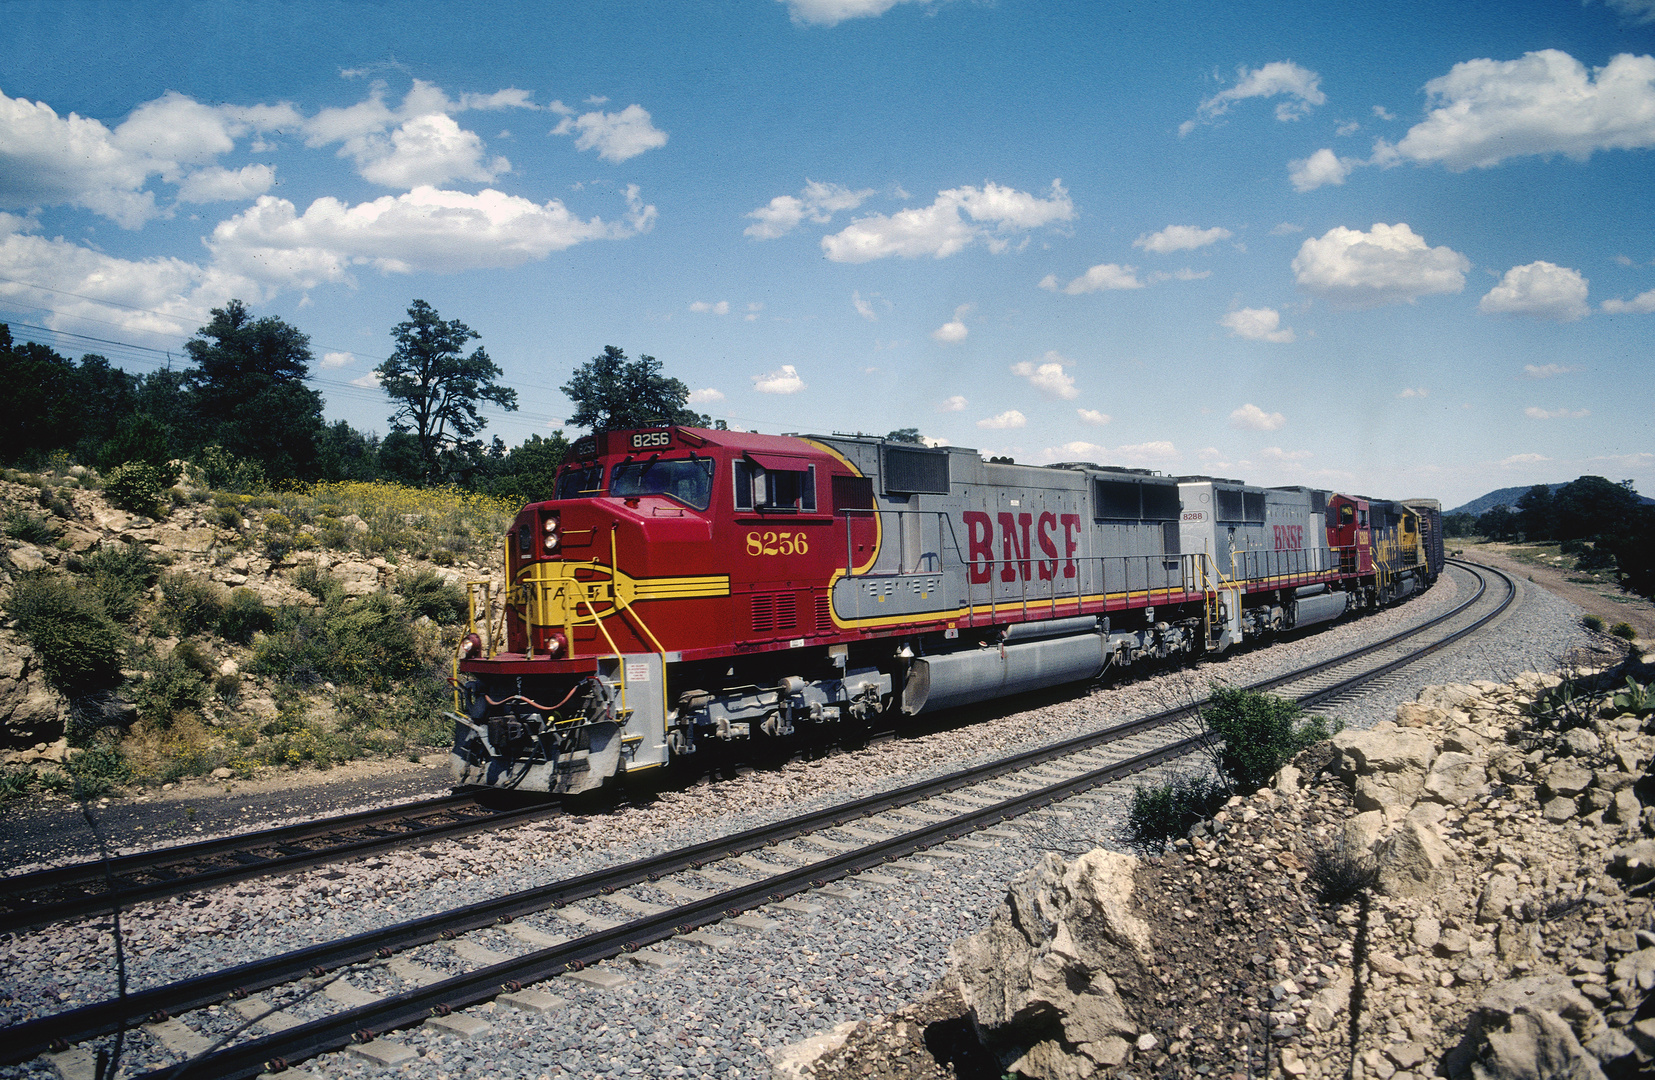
[746,530,809,556]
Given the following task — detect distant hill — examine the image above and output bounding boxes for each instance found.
[1449,483,1654,517]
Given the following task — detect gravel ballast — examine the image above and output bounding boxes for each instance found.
[0,564,1596,1079]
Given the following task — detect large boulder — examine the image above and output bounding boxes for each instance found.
[1330,723,1437,812]
[1423,751,1488,806]
[1444,976,1605,1079]
[0,632,64,746]
[1375,819,1456,898]
[951,850,1152,1079]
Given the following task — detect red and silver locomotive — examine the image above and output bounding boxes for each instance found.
[450,427,1443,793]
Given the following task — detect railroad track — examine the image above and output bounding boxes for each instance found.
[0,792,564,935]
[6,560,1512,1078]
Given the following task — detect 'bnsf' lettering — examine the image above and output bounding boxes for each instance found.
[1272,524,1304,550]
[963,510,1082,581]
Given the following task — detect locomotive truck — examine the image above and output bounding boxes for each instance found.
[449,427,1443,793]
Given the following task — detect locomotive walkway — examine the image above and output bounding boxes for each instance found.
[4,561,1513,1079]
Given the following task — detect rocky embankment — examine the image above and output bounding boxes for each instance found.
[783,653,1655,1079]
[0,474,497,759]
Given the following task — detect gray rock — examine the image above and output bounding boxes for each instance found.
[1541,796,1578,823]
[1539,760,1594,799]
[1376,819,1456,898]
[1561,728,1602,757]
[951,849,1149,1078]
[1469,1008,1608,1080]
[1424,751,1487,806]
[1477,876,1519,924]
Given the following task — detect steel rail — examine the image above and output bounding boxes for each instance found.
[1,561,1508,1068]
[136,732,1209,1080]
[0,794,563,935]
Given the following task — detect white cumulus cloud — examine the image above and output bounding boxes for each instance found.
[320,351,354,369]
[1291,223,1469,308]
[1049,441,1109,460]
[977,410,1027,430]
[176,164,277,204]
[207,184,656,289]
[1077,408,1111,426]
[1386,50,1655,171]
[0,215,257,337]
[1039,263,1143,294]
[1113,440,1180,464]
[1220,307,1295,343]
[1500,452,1551,466]
[1181,61,1326,135]
[551,103,667,163]
[938,395,968,412]
[306,80,530,189]
[821,180,1073,263]
[745,180,875,240]
[1134,225,1232,253]
[1603,287,1655,314]
[349,371,382,388]
[1525,406,1591,419]
[1011,352,1079,399]
[779,0,923,25]
[1289,148,1358,192]
[689,300,730,314]
[1230,403,1286,431]
[0,87,296,227]
[1397,387,1428,398]
[1522,363,1576,378]
[931,303,973,343]
[687,388,725,404]
[1479,261,1590,321]
[852,290,878,320]
[752,365,806,394]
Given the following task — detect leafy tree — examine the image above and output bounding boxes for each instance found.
[375,300,518,483]
[1443,512,1477,538]
[886,428,923,444]
[315,421,382,482]
[1551,475,1642,541]
[481,432,570,505]
[1475,504,1517,541]
[1515,485,1555,540]
[182,300,324,479]
[561,346,707,433]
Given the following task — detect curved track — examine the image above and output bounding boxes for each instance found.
[3,561,1512,1076]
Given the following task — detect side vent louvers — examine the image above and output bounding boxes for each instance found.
[751,593,798,634]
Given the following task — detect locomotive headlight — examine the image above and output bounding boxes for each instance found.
[543,513,560,552]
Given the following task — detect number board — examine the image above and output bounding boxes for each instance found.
[631,430,672,449]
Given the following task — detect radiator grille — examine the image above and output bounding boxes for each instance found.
[814,592,832,633]
[751,592,798,634]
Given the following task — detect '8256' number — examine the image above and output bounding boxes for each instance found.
[746,530,809,556]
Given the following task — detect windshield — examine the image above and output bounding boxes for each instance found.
[555,464,604,501]
[610,458,714,511]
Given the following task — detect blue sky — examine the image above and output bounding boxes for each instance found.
[2,0,1652,508]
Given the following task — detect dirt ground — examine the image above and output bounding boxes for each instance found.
[1454,540,1655,645]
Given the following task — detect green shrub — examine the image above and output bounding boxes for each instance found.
[159,572,228,636]
[1125,773,1228,853]
[3,572,127,693]
[218,588,272,643]
[5,509,57,545]
[252,592,422,691]
[1611,622,1637,641]
[71,543,158,623]
[263,512,293,533]
[1203,687,1337,795]
[134,649,208,728]
[1583,614,1606,633]
[397,568,467,624]
[1612,678,1654,718]
[214,671,242,702]
[290,564,345,605]
[65,743,133,799]
[1308,841,1379,905]
[104,462,169,518]
[213,504,244,530]
[0,766,37,803]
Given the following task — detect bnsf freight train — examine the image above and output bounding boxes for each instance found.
[449,427,1443,793]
